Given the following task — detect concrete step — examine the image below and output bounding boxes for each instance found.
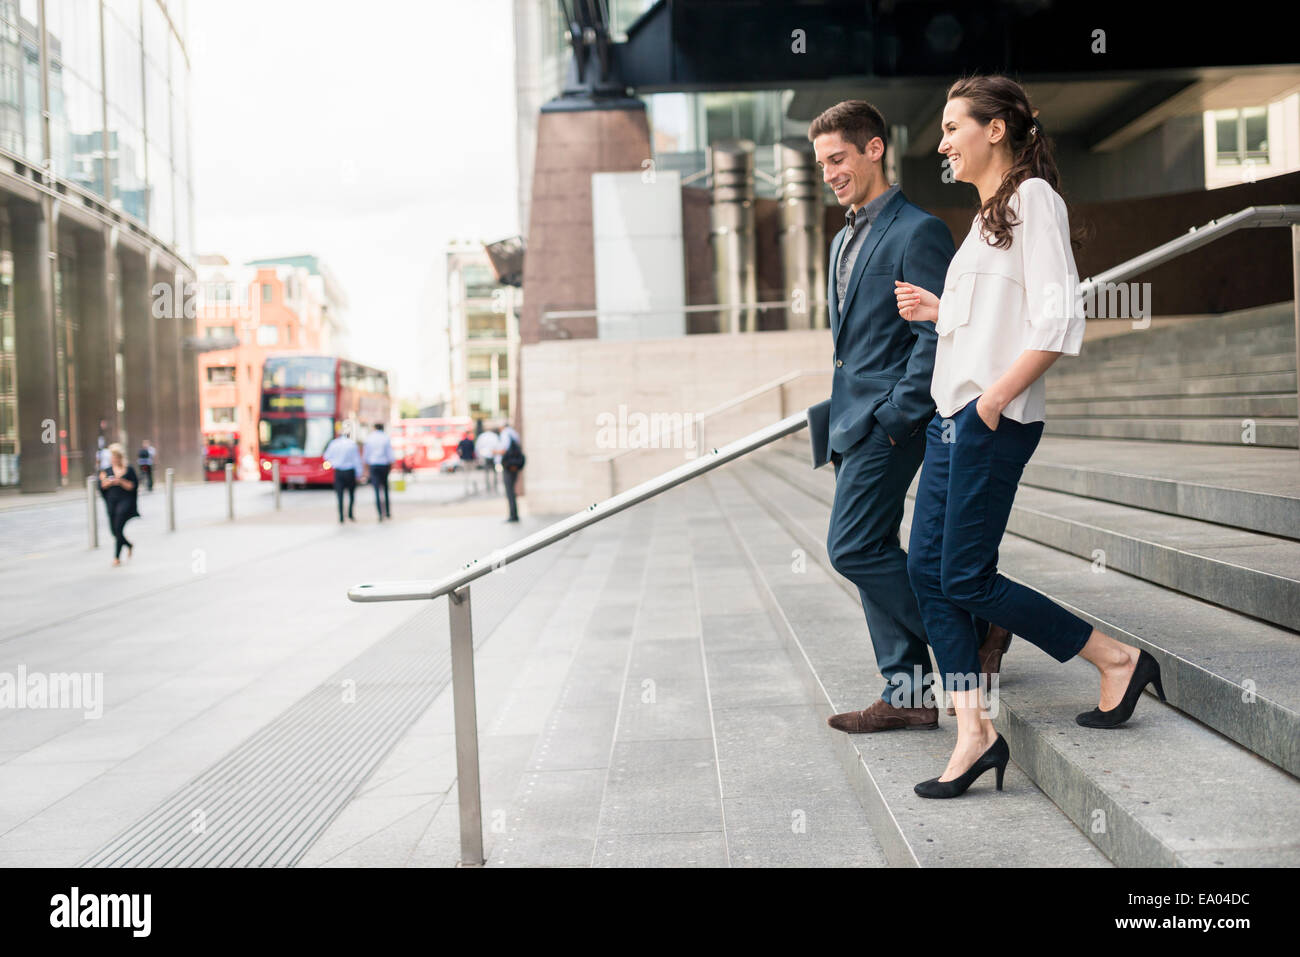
[1042,416,1298,448]
[704,467,1109,867]
[772,434,1300,540]
[1024,436,1300,540]
[766,437,1300,630]
[1046,393,1297,418]
[1077,323,1294,362]
[754,441,1300,778]
[486,488,886,867]
[1046,352,1296,388]
[732,452,1300,866]
[1045,370,1297,402]
[1004,484,1300,631]
[1073,303,1294,360]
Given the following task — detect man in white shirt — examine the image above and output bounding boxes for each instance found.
[322,429,362,523]
[475,428,500,493]
[363,422,396,520]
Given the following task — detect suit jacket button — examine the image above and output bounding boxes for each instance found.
[835,359,843,368]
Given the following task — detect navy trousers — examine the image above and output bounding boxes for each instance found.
[333,468,356,522]
[827,422,938,707]
[907,397,1093,691]
[370,463,391,518]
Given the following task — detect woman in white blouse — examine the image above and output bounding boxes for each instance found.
[894,76,1165,799]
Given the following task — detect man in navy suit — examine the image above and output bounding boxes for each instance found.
[809,101,975,732]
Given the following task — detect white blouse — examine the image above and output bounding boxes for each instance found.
[931,176,1085,423]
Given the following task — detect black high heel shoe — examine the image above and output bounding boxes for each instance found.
[1076,649,1165,728]
[914,734,1009,799]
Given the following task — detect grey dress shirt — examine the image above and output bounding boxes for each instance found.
[836,183,901,309]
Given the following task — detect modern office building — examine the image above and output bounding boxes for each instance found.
[245,253,348,357]
[445,241,519,423]
[2,0,196,491]
[194,254,339,477]
[508,1,1299,515]
[512,0,1300,351]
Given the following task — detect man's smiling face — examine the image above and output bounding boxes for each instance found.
[813,130,881,211]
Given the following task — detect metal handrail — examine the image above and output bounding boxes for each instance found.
[347,407,811,867]
[347,203,1300,866]
[350,409,810,605]
[591,368,830,466]
[1079,204,1300,294]
[541,298,825,321]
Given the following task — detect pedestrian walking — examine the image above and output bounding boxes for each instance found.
[499,423,524,523]
[99,443,139,566]
[456,432,477,494]
[323,429,362,523]
[475,427,500,493]
[363,422,395,521]
[136,439,156,492]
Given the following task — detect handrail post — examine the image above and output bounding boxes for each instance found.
[86,475,98,549]
[225,463,235,520]
[272,461,281,510]
[449,585,484,866]
[1292,224,1299,444]
[165,468,175,531]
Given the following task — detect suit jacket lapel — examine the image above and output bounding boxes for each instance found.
[828,226,846,339]
[834,190,905,349]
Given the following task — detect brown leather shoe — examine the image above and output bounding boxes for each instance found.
[828,697,938,733]
[946,624,1014,715]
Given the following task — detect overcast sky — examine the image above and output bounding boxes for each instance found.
[190,0,519,403]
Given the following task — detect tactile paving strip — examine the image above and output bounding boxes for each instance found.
[82,545,564,867]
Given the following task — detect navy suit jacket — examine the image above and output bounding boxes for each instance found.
[823,189,955,456]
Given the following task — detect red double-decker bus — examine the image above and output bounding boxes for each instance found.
[390,417,473,470]
[257,355,391,487]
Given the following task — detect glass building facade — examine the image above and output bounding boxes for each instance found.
[2,1,197,491]
[0,0,193,257]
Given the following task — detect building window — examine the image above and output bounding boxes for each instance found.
[1215,107,1269,166]
[468,353,502,380]
[207,406,236,425]
[206,325,236,339]
[256,325,279,346]
[262,283,273,303]
[463,264,497,300]
[207,366,236,384]
[466,306,507,339]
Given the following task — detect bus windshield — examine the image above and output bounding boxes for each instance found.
[260,417,334,457]
[262,356,336,390]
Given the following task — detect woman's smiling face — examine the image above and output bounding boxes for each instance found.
[939,97,1002,184]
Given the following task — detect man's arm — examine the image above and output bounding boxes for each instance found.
[873,215,955,444]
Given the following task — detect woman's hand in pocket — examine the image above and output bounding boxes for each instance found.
[894,281,939,324]
[975,392,1004,432]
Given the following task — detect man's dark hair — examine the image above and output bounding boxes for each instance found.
[375,422,385,431]
[807,100,888,163]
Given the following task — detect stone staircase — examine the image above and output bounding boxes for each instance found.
[328,302,1297,867]
[1041,302,1298,448]
[713,300,1300,866]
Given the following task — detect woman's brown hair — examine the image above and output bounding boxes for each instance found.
[947,75,1087,251]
